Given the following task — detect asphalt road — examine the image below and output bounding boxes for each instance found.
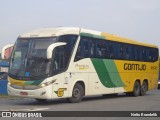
[0,89,160,120]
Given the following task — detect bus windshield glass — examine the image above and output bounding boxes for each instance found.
[9,37,57,78]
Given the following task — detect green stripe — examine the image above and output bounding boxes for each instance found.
[25,81,34,85]
[91,58,124,88]
[91,59,115,88]
[25,79,44,85]
[80,33,105,39]
[103,60,124,87]
[32,79,44,85]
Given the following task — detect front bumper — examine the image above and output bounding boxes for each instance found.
[7,84,53,99]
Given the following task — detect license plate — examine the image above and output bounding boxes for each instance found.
[20,92,28,95]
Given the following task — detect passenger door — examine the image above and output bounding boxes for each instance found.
[52,46,69,97]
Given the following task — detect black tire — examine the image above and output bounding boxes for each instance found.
[140,81,148,96]
[35,99,47,102]
[67,83,84,103]
[133,81,140,96]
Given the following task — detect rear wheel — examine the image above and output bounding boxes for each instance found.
[67,83,84,103]
[133,81,140,96]
[140,81,148,96]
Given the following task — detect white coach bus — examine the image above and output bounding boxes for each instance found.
[8,27,159,102]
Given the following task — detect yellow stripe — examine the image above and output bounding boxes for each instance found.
[8,77,26,86]
[101,32,157,48]
[114,60,159,91]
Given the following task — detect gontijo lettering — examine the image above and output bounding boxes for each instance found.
[124,63,146,71]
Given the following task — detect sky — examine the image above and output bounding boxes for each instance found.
[0,0,160,51]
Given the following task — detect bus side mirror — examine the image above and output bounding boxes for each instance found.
[47,42,67,59]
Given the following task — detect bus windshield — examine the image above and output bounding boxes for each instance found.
[9,37,57,78]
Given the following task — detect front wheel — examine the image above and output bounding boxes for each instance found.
[67,83,84,103]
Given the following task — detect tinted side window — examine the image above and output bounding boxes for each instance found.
[90,39,96,57]
[52,35,78,75]
[96,40,106,58]
[75,37,91,61]
[152,48,159,61]
[58,35,78,53]
[74,36,159,62]
[108,42,114,59]
[117,43,124,59]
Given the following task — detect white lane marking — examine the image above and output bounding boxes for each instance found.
[2,107,50,111]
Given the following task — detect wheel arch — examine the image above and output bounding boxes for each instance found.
[69,80,86,97]
[135,79,141,84]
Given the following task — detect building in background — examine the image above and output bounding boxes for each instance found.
[0,44,13,78]
[1,44,14,59]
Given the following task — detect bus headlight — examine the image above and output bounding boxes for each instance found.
[8,82,11,86]
[40,79,56,87]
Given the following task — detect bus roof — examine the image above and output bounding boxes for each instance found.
[19,27,157,48]
[19,27,80,38]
